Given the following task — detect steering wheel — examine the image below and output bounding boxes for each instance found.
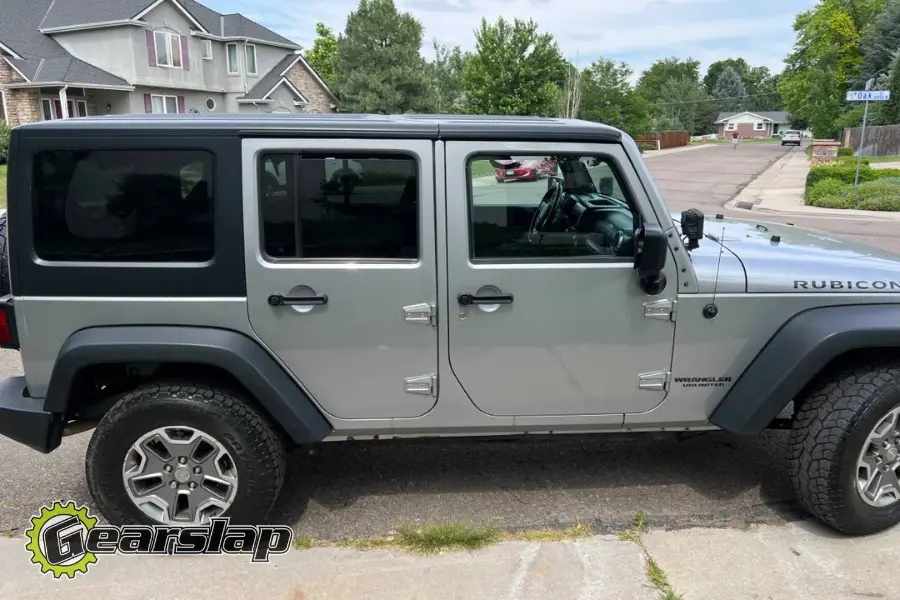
[528,178,563,239]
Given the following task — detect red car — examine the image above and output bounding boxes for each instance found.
[493,158,558,182]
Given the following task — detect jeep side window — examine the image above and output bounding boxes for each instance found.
[259,153,418,260]
[467,154,637,260]
[32,150,214,262]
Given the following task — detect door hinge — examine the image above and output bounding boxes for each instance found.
[643,298,676,322]
[638,370,670,392]
[403,302,436,326]
[404,374,437,397]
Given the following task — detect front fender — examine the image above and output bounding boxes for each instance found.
[709,304,900,435]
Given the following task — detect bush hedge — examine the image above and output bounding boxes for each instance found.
[806,178,900,211]
[0,121,9,165]
[837,147,854,157]
[805,161,900,187]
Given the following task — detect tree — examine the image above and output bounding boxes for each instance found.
[305,22,338,86]
[462,17,565,116]
[579,58,651,135]
[655,76,712,134]
[557,62,583,118]
[879,49,900,123]
[704,58,750,94]
[636,57,702,103]
[861,0,900,79]
[333,0,434,114]
[712,66,747,111]
[430,39,468,113]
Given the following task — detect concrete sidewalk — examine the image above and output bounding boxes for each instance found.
[3,519,900,600]
[726,150,900,221]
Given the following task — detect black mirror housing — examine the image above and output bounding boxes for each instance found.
[634,223,668,295]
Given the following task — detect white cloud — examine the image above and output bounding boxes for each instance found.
[212,0,814,76]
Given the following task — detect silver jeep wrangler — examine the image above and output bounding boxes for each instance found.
[1,114,900,535]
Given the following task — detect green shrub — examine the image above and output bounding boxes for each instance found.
[637,144,656,153]
[806,177,847,203]
[872,167,900,179]
[806,162,875,187]
[807,178,900,211]
[837,147,854,157]
[0,121,9,165]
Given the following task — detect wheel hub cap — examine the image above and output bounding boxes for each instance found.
[856,407,900,508]
[122,426,239,525]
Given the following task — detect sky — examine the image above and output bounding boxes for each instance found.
[204,0,819,78]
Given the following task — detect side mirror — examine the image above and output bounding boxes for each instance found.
[634,223,668,295]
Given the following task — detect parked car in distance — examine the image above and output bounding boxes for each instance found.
[494,157,558,182]
[781,130,802,146]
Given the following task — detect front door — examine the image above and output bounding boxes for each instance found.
[445,142,678,417]
[243,139,438,420]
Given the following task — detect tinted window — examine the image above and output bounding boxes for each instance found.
[33,150,214,262]
[259,153,418,260]
[468,155,636,260]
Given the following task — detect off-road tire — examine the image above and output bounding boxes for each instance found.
[789,361,900,534]
[0,211,10,296]
[85,381,287,526]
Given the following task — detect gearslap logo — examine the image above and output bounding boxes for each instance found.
[25,501,293,579]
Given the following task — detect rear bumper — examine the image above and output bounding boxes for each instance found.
[0,377,64,453]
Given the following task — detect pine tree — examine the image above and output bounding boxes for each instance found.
[333,0,434,114]
[713,66,747,112]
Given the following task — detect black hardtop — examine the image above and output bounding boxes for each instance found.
[12,112,623,142]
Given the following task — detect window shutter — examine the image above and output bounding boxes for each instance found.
[177,96,186,113]
[144,94,153,113]
[181,36,189,70]
[146,30,157,67]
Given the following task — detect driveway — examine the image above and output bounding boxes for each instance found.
[0,141,897,541]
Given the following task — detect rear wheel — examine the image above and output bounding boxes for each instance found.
[789,360,900,534]
[85,381,286,526]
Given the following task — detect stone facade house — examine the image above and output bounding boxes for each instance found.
[0,0,337,126]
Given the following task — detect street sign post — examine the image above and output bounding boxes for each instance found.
[846,81,890,186]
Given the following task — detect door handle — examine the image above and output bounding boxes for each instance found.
[458,292,514,306]
[268,293,328,307]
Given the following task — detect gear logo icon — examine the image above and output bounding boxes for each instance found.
[25,501,99,579]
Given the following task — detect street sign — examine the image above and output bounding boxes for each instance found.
[846,90,891,102]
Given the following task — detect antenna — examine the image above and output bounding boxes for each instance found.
[703,225,725,320]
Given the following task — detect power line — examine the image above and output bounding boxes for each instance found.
[654,91,782,106]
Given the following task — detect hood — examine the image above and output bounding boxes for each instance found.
[679,214,900,294]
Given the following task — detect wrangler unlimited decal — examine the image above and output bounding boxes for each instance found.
[673,376,733,388]
[794,280,900,291]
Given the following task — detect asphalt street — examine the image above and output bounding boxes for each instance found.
[0,141,895,541]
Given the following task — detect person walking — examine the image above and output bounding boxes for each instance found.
[731,131,740,149]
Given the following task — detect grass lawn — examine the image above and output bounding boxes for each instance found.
[0,165,6,209]
[469,160,496,179]
[865,155,900,163]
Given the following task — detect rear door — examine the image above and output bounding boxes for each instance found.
[242,138,438,420]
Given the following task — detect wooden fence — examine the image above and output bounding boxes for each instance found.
[842,124,900,156]
[635,131,690,150]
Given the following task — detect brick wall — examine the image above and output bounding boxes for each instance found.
[1,59,42,125]
[284,59,336,114]
[718,122,771,138]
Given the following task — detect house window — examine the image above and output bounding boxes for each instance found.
[755,122,765,131]
[203,40,212,60]
[154,30,183,68]
[725,122,736,131]
[245,44,257,75]
[226,43,239,74]
[205,98,216,111]
[40,98,89,120]
[0,91,6,121]
[151,94,180,114]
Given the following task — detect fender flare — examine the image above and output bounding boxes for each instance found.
[709,304,900,435]
[44,326,333,444]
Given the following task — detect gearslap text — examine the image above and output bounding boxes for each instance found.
[794,280,900,291]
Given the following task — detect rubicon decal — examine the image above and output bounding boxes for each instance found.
[25,501,293,579]
[794,280,900,291]
[673,376,733,388]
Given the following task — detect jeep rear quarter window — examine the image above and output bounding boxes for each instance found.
[32,150,214,262]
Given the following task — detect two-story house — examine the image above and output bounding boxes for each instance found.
[0,0,337,126]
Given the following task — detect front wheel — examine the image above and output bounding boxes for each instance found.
[85,382,287,526]
[789,361,900,534]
